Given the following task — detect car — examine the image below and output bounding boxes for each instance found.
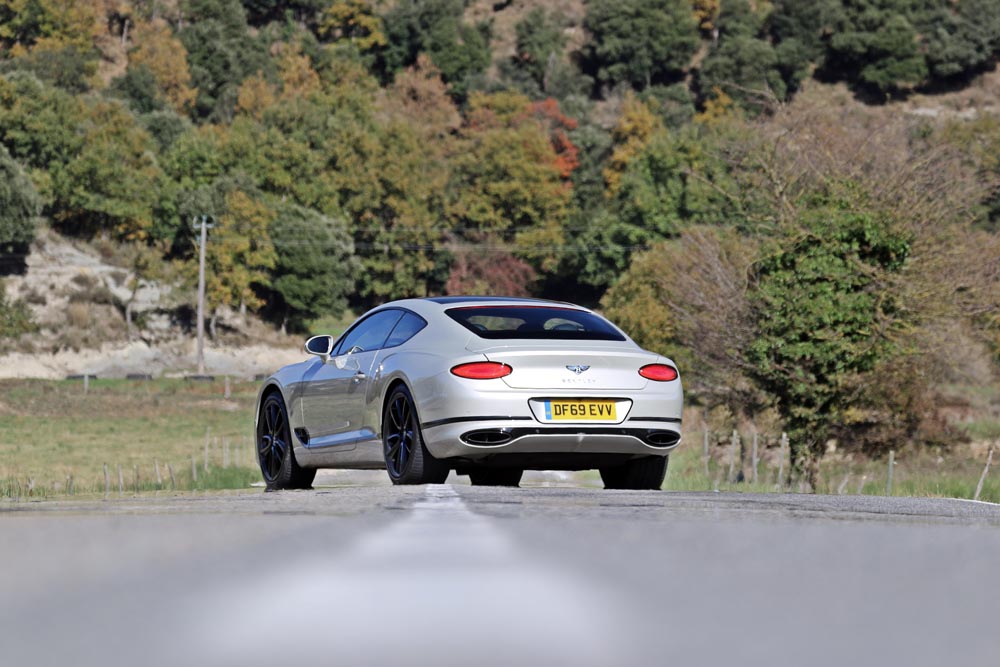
[254,296,683,490]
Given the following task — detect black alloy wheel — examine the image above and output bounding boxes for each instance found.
[469,468,523,487]
[600,455,668,490]
[257,393,316,491]
[382,385,449,485]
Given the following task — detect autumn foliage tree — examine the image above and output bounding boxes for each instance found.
[204,189,276,319]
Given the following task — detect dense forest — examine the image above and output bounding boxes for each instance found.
[3,0,1000,480]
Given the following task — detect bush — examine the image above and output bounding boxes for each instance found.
[0,144,39,252]
[748,192,912,484]
[0,283,37,338]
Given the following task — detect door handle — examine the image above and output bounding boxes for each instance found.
[353,371,366,382]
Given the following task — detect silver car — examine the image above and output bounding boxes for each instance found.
[255,297,682,490]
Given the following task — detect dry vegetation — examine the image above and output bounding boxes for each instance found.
[0,378,260,498]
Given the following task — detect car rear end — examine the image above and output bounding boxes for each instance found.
[416,302,682,470]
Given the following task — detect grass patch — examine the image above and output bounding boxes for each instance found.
[0,378,261,498]
[307,310,357,338]
[2,378,998,502]
[665,429,1000,502]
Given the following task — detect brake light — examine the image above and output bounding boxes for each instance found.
[639,364,678,382]
[451,362,513,379]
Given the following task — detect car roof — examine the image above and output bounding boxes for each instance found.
[382,296,585,319]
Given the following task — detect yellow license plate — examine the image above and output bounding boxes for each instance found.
[545,400,617,421]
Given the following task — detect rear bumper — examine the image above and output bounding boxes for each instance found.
[421,417,681,460]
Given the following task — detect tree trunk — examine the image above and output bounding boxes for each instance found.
[125,300,134,341]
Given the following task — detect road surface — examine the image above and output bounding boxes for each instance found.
[2,473,999,667]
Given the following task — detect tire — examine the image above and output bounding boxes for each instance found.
[382,384,449,485]
[600,455,668,490]
[469,468,523,487]
[257,392,316,491]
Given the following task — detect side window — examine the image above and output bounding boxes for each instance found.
[335,310,403,355]
[384,312,427,348]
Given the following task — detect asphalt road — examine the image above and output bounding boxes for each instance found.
[2,473,999,667]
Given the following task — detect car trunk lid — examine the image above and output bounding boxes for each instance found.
[467,341,656,390]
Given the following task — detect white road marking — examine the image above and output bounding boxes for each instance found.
[187,485,641,666]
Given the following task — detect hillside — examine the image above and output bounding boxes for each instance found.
[0,228,303,379]
[3,0,1000,474]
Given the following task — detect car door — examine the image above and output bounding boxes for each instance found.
[299,310,403,450]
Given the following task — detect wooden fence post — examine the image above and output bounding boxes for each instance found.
[103,463,110,499]
[886,450,895,496]
[117,464,124,496]
[777,432,788,490]
[974,445,994,501]
[751,432,759,484]
[837,474,851,495]
[167,463,177,490]
[728,430,739,483]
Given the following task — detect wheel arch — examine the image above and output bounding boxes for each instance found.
[380,377,410,427]
[254,381,285,432]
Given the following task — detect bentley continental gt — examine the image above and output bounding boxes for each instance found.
[255,297,682,490]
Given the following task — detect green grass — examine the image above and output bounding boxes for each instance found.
[664,431,1000,503]
[959,419,1000,440]
[2,378,998,502]
[0,378,260,498]
[306,310,357,338]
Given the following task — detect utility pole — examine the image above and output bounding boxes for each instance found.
[193,215,215,375]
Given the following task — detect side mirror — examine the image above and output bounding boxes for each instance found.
[304,335,334,361]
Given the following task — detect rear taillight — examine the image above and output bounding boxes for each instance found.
[638,364,678,382]
[451,362,513,379]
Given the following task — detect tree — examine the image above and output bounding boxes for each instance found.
[447,91,571,277]
[0,144,39,255]
[0,0,103,91]
[579,124,736,290]
[109,64,165,115]
[824,4,928,95]
[602,92,662,195]
[919,0,1000,83]
[351,119,451,302]
[512,7,567,88]
[378,0,491,100]
[319,0,387,52]
[583,0,699,90]
[204,189,277,316]
[769,0,842,63]
[127,18,197,114]
[51,98,163,240]
[692,0,720,32]
[240,0,327,26]
[747,193,911,486]
[601,226,763,417]
[0,71,84,172]
[697,35,787,113]
[179,0,270,120]
[268,202,357,331]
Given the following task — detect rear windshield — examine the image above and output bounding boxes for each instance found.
[446,306,626,341]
